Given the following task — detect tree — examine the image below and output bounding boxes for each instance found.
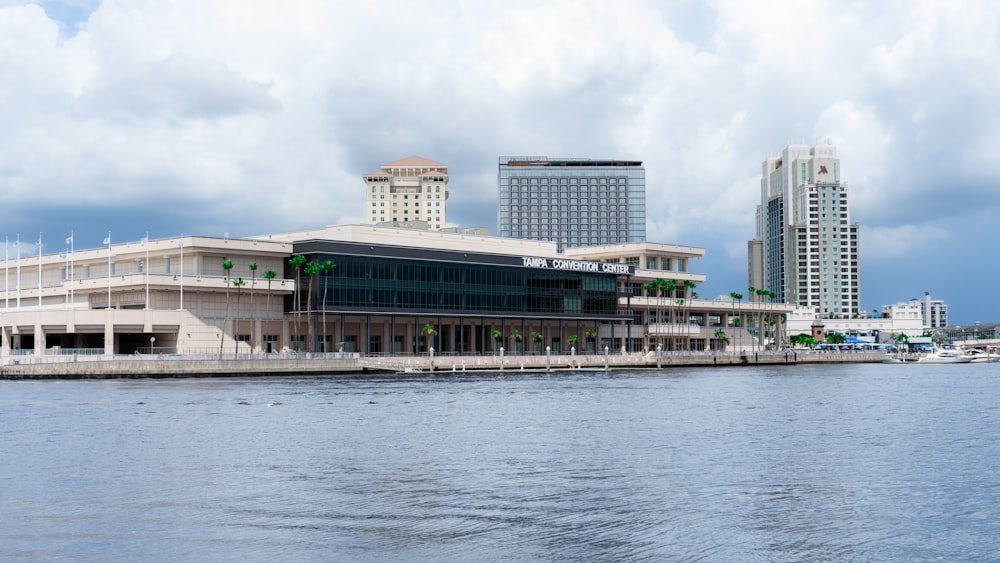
[220,259,234,359]
[568,334,578,350]
[232,277,246,358]
[585,328,596,352]
[930,329,948,348]
[683,280,697,351]
[421,323,438,354]
[760,289,775,347]
[510,328,523,353]
[645,278,668,350]
[262,269,277,351]
[530,331,543,353]
[319,260,335,351]
[790,334,817,348]
[730,291,743,351]
[248,262,257,351]
[288,255,307,351]
[490,329,502,352]
[661,279,677,349]
[714,328,730,351]
[303,260,320,352]
[826,331,847,345]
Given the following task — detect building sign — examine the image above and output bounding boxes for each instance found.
[521,256,633,275]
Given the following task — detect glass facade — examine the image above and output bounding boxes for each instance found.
[289,242,622,319]
[498,156,646,251]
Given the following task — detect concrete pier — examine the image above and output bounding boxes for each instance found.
[0,351,888,379]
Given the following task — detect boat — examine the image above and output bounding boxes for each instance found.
[917,348,973,364]
[881,354,907,364]
[963,349,1000,363]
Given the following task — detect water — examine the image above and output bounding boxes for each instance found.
[2,363,998,561]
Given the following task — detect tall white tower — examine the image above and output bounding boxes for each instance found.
[363,156,449,229]
[749,142,860,319]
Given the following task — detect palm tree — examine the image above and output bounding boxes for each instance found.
[319,260,335,351]
[778,313,787,349]
[232,277,246,358]
[530,331,543,353]
[248,262,257,351]
[220,259,233,359]
[729,291,743,351]
[584,327,596,352]
[895,332,910,353]
[643,281,657,328]
[568,334,578,351]
[262,269,277,351]
[510,328,523,353]
[683,280,697,351]
[714,328,730,352]
[644,278,666,349]
[662,279,678,349]
[747,285,757,352]
[288,254,307,351]
[490,329,502,352]
[756,288,773,348]
[303,260,320,352]
[421,323,438,354]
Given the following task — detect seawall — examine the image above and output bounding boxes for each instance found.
[0,351,887,380]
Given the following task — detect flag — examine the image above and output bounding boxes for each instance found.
[65,234,73,245]
[177,240,184,248]
[103,236,110,245]
[141,236,149,245]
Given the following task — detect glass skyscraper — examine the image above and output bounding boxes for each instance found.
[498,156,646,250]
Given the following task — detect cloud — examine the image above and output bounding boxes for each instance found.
[2,0,1000,322]
[79,54,280,120]
[862,223,949,260]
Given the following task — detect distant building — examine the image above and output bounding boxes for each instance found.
[748,142,860,319]
[498,156,646,251]
[908,292,948,330]
[363,156,449,230]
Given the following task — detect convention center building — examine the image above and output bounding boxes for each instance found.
[0,224,791,359]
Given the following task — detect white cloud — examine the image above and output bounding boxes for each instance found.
[3,0,1000,321]
[862,223,949,260]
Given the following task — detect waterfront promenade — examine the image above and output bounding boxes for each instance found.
[0,350,888,379]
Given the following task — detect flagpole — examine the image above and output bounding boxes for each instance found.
[179,236,184,310]
[16,234,21,308]
[37,233,42,308]
[67,231,74,307]
[4,236,8,311]
[144,231,150,309]
[106,231,112,309]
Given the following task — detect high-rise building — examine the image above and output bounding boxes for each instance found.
[498,156,646,250]
[363,156,449,229]
[912,292,948,329]
[748,142,860,318]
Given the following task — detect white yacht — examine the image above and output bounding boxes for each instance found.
[963,349,1000,363]
[917,348,973,364]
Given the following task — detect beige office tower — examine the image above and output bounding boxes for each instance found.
[363,156,449,230]
[748,142,861,319]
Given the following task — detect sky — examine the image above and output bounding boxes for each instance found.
[1,0,998,326]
